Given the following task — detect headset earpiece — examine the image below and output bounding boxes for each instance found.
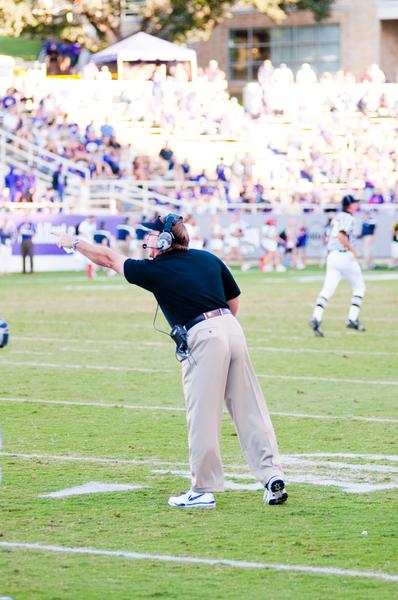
[157,232,173,250]
[157,213,183,251]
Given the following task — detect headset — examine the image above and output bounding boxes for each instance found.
[143,213,183,251]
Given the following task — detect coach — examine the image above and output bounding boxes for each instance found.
[54,213,287,509]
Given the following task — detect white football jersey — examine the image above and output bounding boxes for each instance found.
[328,212,355,252]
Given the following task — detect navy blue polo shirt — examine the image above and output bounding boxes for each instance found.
[123,249,241,326]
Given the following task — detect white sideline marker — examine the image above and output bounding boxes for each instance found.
[3,451,398,494]
[1,396,397,424]
[0,397,185,413]
[0,542,397,582]
[39,481,146,498]
[151,468,398,495]
[1,360,397,386]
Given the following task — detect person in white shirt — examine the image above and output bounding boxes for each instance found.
[260,218,285,272]
[310,195,366,337]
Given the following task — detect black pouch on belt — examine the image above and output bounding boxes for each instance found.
[170,324,189,361]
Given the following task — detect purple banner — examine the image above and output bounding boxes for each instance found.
[8,214,127,255]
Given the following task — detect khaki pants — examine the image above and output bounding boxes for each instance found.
[181,314,283,493]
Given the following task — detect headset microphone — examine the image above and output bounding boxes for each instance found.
[142,243,158,250]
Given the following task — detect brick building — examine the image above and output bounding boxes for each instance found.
[189,0,398,93]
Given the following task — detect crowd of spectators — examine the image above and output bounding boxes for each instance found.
[1,57,398,212]
[42,40,83,76]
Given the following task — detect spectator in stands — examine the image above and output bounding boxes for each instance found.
[204,60,226,83]
[52,164,67,205]
[159,142,174,170]
[45,41,60,75]
[362,63,386,84]
[4,167,17,202]
[2,60,398,213]
[296,63,317,84]
[97,65,112,80]
[258,60,274,86]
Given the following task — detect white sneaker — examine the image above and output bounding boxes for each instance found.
[168,489,216,509]
[241,263,251,272]
[263,477,288,505]
[275,264,286,273]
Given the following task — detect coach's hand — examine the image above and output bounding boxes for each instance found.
[53,233,74,249]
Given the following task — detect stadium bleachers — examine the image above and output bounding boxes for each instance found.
[1,63,398,215]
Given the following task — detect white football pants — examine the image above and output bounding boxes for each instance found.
[314,251,366,322]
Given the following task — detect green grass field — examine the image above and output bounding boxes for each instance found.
[0,268,397,599]
[0,36,42,61]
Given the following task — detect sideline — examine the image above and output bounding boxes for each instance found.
[0,396,396,424]
[0,541,397,582]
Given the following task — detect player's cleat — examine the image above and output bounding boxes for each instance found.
[168,489,216,509]
[264,477,288,505]
[309,318,324,337]
[346,320,366,332]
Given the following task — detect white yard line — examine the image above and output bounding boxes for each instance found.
[3,450,398,493]
[13,336,146,345]
[292,452,398,461]
[2,450,398,468]
[259,373,398,385]
[0,541,396,582]
[271,411,398,424]
[262,273,398,283]
[152,468,398,495]
[0,397,185,412]
[250,346,397,357]
[0,360,174,374]
[0,396,396,424]
[0,452,187,468]
[1,359,397,386]
[10,336,396,357]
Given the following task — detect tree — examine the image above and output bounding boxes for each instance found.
[141,0,334,42]
[0,0,334,48]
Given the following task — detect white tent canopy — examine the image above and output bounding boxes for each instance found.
[91,32,197,80]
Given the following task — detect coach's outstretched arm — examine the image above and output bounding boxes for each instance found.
[54,233,128,275]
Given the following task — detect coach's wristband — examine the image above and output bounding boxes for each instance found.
[71,238,80,251]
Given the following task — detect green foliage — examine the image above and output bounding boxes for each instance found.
[0,0,37,37]
[0,0,333,49]
[142,0,333,41]
[295,0,333,21]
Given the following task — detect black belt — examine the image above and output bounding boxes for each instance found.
[184,308,231,332]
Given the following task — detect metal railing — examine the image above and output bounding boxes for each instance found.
[2,130,397,217]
